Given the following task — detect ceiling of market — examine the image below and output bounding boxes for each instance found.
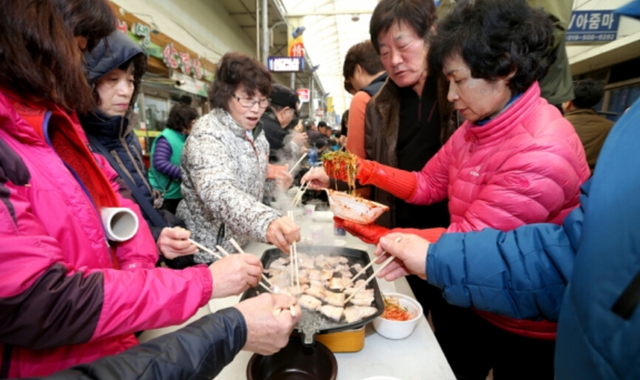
[218,0,380,120]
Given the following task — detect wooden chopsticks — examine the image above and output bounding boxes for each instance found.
[342,236,403,305]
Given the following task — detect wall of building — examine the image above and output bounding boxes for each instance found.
[111,0,256,62]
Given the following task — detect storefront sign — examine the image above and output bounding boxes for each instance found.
[297,88,310,103]
[288,27,304,57]
[566,10,620,43]
[268,56,305,73]
[162,44,204,80]
[131,23,151,48]
[316,107,324,118]
[170,71,209,98]
[117,20,128,35]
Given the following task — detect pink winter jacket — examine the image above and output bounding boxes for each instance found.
[0,92,213,378]
[410,82,590,338]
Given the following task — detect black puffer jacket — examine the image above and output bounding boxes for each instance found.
[80,31,182,249]
[35,308,247,380]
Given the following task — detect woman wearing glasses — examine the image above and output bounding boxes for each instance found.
[177,52,300,262]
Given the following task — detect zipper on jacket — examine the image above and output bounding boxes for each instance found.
[42,111,111,249]
[244,134,262,201]
[612,268,640,320]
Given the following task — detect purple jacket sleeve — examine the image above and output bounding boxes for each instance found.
[153,137,181,180]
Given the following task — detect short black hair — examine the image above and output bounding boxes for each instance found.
[428,0,553,95]
[315,140,327,149]
[370,0,437,54]
[166,103,198,133]
[318,121,328,129]
[572,79,605,109]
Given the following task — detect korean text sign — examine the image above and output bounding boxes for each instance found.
[566,10,620,43]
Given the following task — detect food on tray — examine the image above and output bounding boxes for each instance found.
[382,296,414,321]
[262,252,377,324]
[344,306,378,323]
[319,305,344,321]
[321,150,358,193]
[299,294,323,311]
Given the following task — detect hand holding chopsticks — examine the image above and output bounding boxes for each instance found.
[343,236,403,305]
[229,238,274,290]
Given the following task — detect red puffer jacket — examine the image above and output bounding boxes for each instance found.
[0,92,213,378]
[411,82,590,339]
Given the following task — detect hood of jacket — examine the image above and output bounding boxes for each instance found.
[84,31,145,108]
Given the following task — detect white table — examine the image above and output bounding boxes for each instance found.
[140,214,455,380]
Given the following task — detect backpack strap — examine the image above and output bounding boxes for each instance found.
[87,134,167,229]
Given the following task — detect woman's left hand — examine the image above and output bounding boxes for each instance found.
[266,216,301,254]
[157,227,198,259]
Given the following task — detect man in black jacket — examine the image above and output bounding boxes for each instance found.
[262,84,307,164]
[38,294,301,380]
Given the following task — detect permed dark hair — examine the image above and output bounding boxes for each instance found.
[166,103,199,132]
[0,0,115,114]
[572,79,605,109]
[428,0,553,95]
[369,0,437,54]
[209,52,272,111]
[343,40,385,79]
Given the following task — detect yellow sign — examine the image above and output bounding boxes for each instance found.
[327,97,334,113]
[288,19,304,57]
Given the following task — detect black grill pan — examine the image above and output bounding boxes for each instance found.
[240,245,384,346]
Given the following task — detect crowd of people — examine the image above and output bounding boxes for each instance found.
[0,0,636,379]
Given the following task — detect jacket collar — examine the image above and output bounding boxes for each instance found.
[464,81,542,145]
[564,108,597,117]
[211,108,263,140]
[0,90,81,147]
[79,110,129,139]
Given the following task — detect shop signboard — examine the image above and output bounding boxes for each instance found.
[117,19,215,82]
[327,97,334,113]
[566,10,620,43]
[170,71,209,98]
[268,56,305,73]
[288,25,305,58]
[316,107,324,118]
[297,88,310,103]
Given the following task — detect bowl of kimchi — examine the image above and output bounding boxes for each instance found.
[324,189,389,224]
[372,293,422,340]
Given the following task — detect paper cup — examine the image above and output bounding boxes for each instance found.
[309,225,324,241]
[304,204,316,216]
[101,207,139,242]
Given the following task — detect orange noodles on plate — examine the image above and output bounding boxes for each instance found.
[322,150,358,193]
[382,296,414,321]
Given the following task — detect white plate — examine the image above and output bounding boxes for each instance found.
[362,377,402,380]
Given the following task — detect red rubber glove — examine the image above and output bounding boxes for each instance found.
[324,157,418,201]
[334,217,446,245]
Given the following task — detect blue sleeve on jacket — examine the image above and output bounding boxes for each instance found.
[427,181,590,321]
[40,307,247,380]
[153,137,181,180]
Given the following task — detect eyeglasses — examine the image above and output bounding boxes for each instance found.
[233,94,271,109]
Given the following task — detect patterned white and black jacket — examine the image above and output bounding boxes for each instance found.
[177,108,280,263]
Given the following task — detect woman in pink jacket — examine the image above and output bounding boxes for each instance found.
[0,1,298,378]
[304,0,590,378]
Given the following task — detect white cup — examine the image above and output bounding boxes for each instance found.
[292,208,304,223]
[304,204,316,216]
[309,225,324,241]
[101,207,139,242]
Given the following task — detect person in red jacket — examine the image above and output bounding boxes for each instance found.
[0,1,299,377]
[303,0,590,378]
